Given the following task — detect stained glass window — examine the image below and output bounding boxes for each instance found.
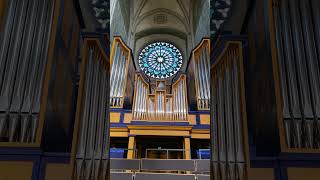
[138,42,183,79]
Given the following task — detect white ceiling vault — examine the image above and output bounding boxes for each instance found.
[115,0,210,76]
[130,0,194,73]
[131,0,191,34]
[110,0,210,79]
[76,0,248,81]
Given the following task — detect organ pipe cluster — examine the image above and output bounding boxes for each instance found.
[211,43,246,180]
[133,75,149,120]
[194,39,211,110]
[273,0,320,149]
[172,76,188,121]
[133,74,188,121]
[110,37,131,108]
[0,0,53,143]
[75,42,110,180]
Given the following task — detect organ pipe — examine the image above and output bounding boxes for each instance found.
[211,43,247,180]
[132,75,148,120]
[273,0,320,149]
[193,39,210,110]
[110,37,132,108]
[0,0,53,143]
[232,56,245,163]
[75,41,110,180]
[289,0,313,119]
[300,0,320,119]
[132,74,188,121]
[273,0,290,119]
[280,0,301,119]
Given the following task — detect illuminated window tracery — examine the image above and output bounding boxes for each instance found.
[138,42,183,79]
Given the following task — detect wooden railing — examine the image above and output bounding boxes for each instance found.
[188,38,210,110]
[110,37,135,108]
[132,74,188,121]
[211,41,247,180]
[73,38,110,180]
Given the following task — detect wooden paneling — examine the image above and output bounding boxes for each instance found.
[61,0,74,45]
[243,0,281,156]
[247,168,274,180]
[188,114,197,125]
[110,131,129,137]
[287,168,320,180]
[130,130,190,137]
[191,133,210,139]
[110,112,121,123]
[45,163,72,180]
[0,0,6,26]
[200,114,210,125]
[124,113,132,123]
[0,161,33,180]
[42,0,80,152]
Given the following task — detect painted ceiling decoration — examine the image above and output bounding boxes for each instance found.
[91,0,110,29]
[210,0,232,36]
[138,42,183,79]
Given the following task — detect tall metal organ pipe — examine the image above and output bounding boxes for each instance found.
[193,40,210,110]
[110,39,131,108]
[0,0,54,143]
[133,75,187,121]
[211,44,246,180]
[273,0,320,149]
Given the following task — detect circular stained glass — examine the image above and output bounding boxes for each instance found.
[138,42,183,79]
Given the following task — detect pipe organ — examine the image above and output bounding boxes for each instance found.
[273,0,320,149]
[188,39,210,110]
[110,37,135,108]
[172,76,188,121]
[211,42,246,180]
[133,74,149,121]
[0,0,54,143]
[133,74,188,121]
[74,40,110,180]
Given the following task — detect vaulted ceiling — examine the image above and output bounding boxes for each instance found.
[132,0,191,35]
[76,0,248,81]
[129,0,195,73]
[77,0,249,37]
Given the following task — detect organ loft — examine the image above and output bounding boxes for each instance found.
[0,0,319,180]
